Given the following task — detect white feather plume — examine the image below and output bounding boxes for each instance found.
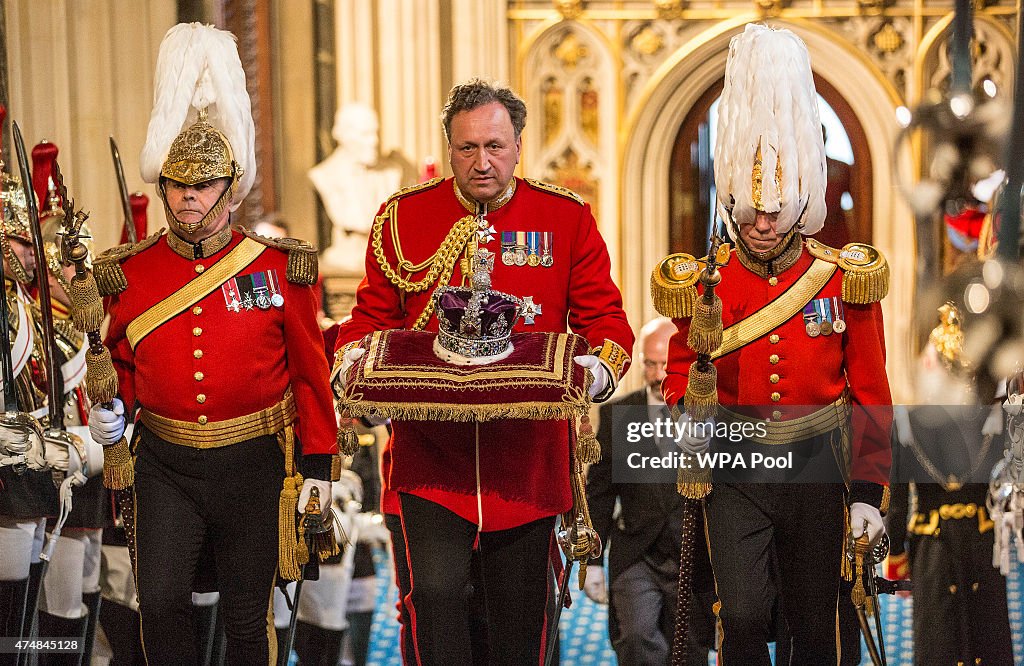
[139,23,256,210]
[715,24,826,238]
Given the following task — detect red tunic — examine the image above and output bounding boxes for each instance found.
[663,243,892,504]
[336,177,633,530]
[105,230,336,459]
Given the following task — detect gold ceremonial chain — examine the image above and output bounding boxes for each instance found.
[371,200,478,330]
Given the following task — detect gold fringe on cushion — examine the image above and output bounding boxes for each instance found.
[677,466,712,499]
[575,413,600,464]
[103,436,134,490]
[650,253,701,319]
[85,347,119,404]
[68,273,105,332]
[92,259,128,296]
[277,426,308,581]
[683,362,718,422]
[688,293,723,355]
[340,400,589,424]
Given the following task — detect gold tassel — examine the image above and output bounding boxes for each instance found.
[841,257,889,303]
[336,423,360,457]
[330,454,342,482]
[286,248,318,286]
[311,530,340,562]
[683,362,718,422]
[650,253,701,318]
[84,347,119,405]
[687,293,723,355]
[575,413,600,464]
[68,273,104,332]
[93,260,128,296]
[102,436,134,490]
[278,472,305,580]
[676,466,712,499]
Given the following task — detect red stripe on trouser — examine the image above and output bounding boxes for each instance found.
[539,530,559,666]
[398,504,424,666]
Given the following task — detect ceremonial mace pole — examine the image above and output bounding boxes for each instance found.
[670,233,727,665]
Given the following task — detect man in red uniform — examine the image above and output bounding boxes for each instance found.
[332,79,633,664]
[654,25,892,664]
[87,24,336,664]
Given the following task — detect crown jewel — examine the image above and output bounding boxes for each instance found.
[433,249,524,364]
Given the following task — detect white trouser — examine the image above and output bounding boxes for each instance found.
[40,528,102,618]
[0,515,45,580]
[99,545,139,611]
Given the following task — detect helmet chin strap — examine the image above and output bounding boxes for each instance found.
[161,176,237,238]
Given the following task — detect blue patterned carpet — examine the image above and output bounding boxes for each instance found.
[357,546,1024,665]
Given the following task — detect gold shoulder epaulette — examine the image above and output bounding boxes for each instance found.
[651,253,702,318]
[524,178,585,205]
[386,177,443,203]
[806,238,888,303]
[93,230,164,296]
[238,228,319,285]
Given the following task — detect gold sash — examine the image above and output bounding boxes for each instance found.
[126,237,266,349]
[711,258,837,360]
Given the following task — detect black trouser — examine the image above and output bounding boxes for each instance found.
[394,493,554,666]
[133,427,284,665]
[705,482,845,665]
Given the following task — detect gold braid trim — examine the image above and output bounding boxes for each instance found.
[650,253,701,318]
[524,178,585,205]
[371,202,476,293]
[238,228,319,285]
[805,239,889,304]
[92,231,164,296]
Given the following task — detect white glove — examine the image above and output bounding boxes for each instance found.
[583,566,609,605]
[88,398,126,447]
[0,413,46,470]
[676,412,714,456]
[850,502,886,547]
[332,347,366,397]
[574,355,611,400]
[298,478,333,516]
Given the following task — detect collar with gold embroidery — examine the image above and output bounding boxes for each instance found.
[166,225,234,260]
[734,229,803,278]
[453,178,516,214]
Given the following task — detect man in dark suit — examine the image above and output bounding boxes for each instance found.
[585,317,714,665]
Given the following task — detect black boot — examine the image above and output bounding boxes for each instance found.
[293,620,344,666]
[191,601,219,666]
[22,562,45,639]
[37,611,87,666]
[81,593,101,665]
[0,579,30,666]
[346,610,373,666]
[98,600,144,665]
